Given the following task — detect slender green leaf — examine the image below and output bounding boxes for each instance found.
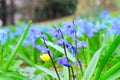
[19,53,63,79]
[46,41,75,62]
[95,35,120,79]
[100,62,120,80]
[34,64,58,79]
[63,66,69,80]
[82,46,104,80]
[107,70,120,80]
[0,72,30,80]
[0,74,13,80]
[4,21,32,71]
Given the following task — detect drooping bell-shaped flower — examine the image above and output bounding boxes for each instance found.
[58,57,71,67]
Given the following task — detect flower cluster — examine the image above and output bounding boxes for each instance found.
[0,29,8,45]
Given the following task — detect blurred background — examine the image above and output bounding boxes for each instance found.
[0,0,120,26]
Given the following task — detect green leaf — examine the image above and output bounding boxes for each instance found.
[100,62,120,80]
[95,35,120,80]
[19,53,63,79]
[63,66,69,80]
[82,46,105,80]
[0,74,14,80]
[0,72,30,80]
[107,70,120,80]
[46,41,75,62]
[4,21,32,71]
[34,64,58,79]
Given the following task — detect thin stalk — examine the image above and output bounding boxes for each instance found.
[59,29,71,80]
[78,61,83,77]
[75,31,79,80]
[73,23,83,78]
[48,51,61,80]
[71,66,75,80]
[42,37,60,80]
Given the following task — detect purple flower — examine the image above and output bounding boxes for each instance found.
[34,45,50,54]
[0,30,8,45]
[50,28,61,39]
[54,39,65,46]
[58,57,71,67]
[77,41,87,48]
[42,46,50,53]
[112,20,120,34]
[34,45,42,51]
[62,21,74,29]
[62,21,76,37]
[31,28,47,41]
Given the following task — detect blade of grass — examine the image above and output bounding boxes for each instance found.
[82,46,105,80]
[0,72,30,80]
[4,21,32,71]
[95,35,120,80]
[100,62,120,80]
[46,41,75,62]
[0,74,14,80]
[107,70,120,80]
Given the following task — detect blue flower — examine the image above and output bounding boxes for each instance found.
[34,45,50,53]
[30,28,47,41]
[42,46,50,53]
[58,57,71,67]
[34,45,42,51]
[0,30,8,45]
[77,41,87,48]
[50,28,61,39]
[54,39,65,46]
[62,21,74,29]
[62,21,76,37]
[112,18,120,34]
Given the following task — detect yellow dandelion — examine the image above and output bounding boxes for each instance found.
[40,53,50,61]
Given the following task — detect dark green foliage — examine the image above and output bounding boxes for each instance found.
[34,0,77,21]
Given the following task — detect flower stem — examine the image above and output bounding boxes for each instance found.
[42,37,60,80]
[75,31,79,80]
[71,66,75,80]
[48,51,61,80]
[59,29,71,80]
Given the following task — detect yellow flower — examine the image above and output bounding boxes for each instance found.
[40,53,50,61]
